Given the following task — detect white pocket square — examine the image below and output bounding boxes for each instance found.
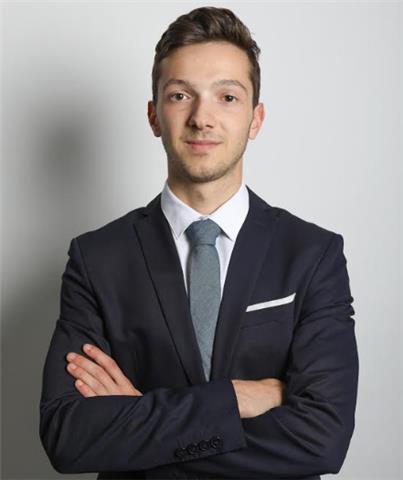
[246,292,296,312]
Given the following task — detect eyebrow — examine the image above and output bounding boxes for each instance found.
[162,78,248,94]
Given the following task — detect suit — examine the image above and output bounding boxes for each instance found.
[39,186,359,479]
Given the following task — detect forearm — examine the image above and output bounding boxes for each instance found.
[40,378,247,473]
[172,367,358,479]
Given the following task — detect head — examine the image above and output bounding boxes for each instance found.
[148,6,265,186]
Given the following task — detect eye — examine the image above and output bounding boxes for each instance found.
[169,92,188,102]
[223,94,237,103]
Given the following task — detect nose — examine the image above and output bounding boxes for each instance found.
[187,97,215,130]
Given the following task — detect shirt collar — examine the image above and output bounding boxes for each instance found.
[160,179,249,242]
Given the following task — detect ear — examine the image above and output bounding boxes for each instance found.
[147,100,161,137]
[248,102,265,140]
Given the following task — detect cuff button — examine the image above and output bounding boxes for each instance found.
[198,439,210,451]
[174,447,186,459]
[209,435,223,449]
[186,443,198,455]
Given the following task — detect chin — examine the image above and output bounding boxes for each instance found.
[182,166,229,184]
[170,152,234,183]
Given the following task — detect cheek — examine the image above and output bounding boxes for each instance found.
[161,104,188,121]
[222,109,251,130]
[162,116,186,139]
[159,120,177,141]
[226,120,250,144]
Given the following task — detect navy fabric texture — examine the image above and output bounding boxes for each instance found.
[39,186,358,479]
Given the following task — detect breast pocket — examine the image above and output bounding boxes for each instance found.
[241,292,296,328]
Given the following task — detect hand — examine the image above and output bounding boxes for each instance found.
[66,343,143,398]
[231,378,285,419]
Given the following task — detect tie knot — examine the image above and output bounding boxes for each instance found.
[185,218,221,247]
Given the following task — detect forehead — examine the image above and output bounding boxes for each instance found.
[158,41,252,90]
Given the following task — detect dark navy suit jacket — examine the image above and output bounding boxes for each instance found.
[39,186,359,479]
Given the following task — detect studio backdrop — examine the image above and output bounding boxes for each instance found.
[1,1,401,479]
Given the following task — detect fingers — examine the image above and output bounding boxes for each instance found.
[66,344,134,396]
[66,354,113,395]
[66,344,141,397]
[80,344,130,387]
[74,378,97,398]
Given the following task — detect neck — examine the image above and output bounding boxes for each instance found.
[167,172,243,215]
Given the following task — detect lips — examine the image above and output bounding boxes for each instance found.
[186,140,220,145]
[185,139,221,153]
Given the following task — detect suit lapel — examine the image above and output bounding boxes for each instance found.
[132,186,280,385]
[133,194,206,385]
[210,187,280,380]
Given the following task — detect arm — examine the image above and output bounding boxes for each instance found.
[39,237,247,473]
[177,233,359,478]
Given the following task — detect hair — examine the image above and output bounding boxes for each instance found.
[152,6,261,108]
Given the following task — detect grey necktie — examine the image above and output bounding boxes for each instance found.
[185,218,221,381]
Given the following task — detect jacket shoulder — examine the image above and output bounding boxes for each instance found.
[273,205,341,240]
[267,205,346,274]
[67,203,149,257]
[248,186,341,244]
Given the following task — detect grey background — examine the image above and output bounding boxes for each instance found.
[1,1,402,479]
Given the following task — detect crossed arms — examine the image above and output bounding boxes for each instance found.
[65,344,284,417]
[39,233,359,477]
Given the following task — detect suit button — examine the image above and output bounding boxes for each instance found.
[198,439,210,451]
[209,435,223,449]
[186,442,198,455]
[174,447,186,458]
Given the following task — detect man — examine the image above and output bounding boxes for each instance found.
[39,6,359,480]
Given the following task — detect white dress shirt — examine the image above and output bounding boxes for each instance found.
[160,179,250,299]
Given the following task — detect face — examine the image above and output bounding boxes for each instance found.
[148,41,264,185]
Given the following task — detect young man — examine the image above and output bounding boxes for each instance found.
[40,7,359,480]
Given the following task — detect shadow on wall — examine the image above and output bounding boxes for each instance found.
[2,92,113,479]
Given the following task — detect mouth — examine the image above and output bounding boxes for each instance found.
[185,140,221,154]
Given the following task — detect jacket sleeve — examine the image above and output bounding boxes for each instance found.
[175,233,359,479]
[39,237,247,474]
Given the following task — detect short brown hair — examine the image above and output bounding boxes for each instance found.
[152,6,261,108]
